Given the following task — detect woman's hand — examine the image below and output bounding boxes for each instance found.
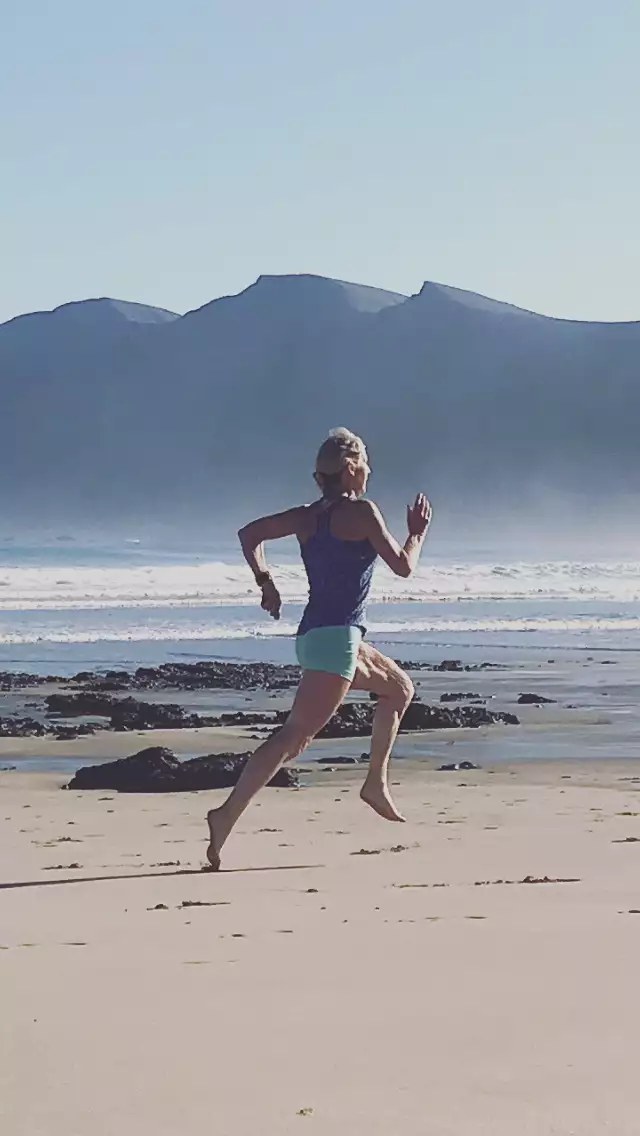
[260,578,282,620]
[407,493,432,537]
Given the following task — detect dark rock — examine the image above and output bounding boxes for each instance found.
[0,716,48,737]
[394,660,503,673]
[317,703,373,737]
[46,692,118,717]
[116,661,299,692]
[214,710,285,728]
[66,746,299,792]
[438,761,480,771]
[0,671,58,691]
[401,701,518,730]
[46,692,219,732]
[109,699,214,732]
[440,692,483,702]
[313,698,519,738]
[317,756,358,765]
[517,693,556,705]
[52,724,97,740]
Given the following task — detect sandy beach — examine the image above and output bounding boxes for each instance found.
[2,756,640,1135]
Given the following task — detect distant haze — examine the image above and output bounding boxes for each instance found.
[1,274,639,550]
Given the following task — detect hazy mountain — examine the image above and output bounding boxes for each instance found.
[0,274,638,532]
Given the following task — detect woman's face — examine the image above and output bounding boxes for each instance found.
[343,450,371,497]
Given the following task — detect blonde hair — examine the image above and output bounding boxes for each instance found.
[315,427,367,498]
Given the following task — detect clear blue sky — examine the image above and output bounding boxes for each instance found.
[2,0,639,323]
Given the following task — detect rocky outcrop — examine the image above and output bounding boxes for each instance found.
[0,672,59,690]
[394,660,503,672]
[4,660,509,697]
[439,692,483,702]
[517,693,556,704]
[45,693,219,731]
[401,701,518,730]
[66,746,299,792]
[313,699,519,738]
[437,761,481,771]
[0,716,48,737]
[0,715,97,739]
[71,661,300,692]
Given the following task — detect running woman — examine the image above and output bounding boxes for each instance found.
[206,427,432,869]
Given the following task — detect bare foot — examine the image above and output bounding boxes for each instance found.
[206,808,229,870]
[360,781,406,822]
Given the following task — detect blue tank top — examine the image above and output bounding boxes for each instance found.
[297,500,378,636]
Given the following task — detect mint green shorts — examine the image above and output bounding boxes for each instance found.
[295,625,363,681]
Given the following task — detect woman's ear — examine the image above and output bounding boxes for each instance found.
[313,471,323,490]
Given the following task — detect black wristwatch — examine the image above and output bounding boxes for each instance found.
[254,571,272,588]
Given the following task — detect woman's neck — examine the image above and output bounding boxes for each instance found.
[322,491,355,502]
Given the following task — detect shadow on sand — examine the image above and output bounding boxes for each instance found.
[0,864,324,891]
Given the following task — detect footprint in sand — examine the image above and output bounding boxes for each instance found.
[351,844,412,857]
[178,900,229,909]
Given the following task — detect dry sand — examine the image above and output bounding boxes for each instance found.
[2,761,640,1135]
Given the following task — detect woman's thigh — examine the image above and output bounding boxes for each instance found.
[350,641,414,702]
[285,668,352,737]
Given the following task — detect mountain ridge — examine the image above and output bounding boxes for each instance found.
[0,273,638,527]
[3,274,639,328]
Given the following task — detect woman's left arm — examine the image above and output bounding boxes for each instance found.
[238,506,306,620]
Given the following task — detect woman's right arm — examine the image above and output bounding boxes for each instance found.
[238,505,308,619]
[361,495,432,578]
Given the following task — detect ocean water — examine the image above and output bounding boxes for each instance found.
[1,536,639,675]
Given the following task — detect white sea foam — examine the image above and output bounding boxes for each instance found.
[1,613,639,648]
[0,558,639,611]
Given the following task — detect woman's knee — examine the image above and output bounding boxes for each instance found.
[390,672,414,714]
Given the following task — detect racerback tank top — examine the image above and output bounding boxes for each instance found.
[297,500,378,636]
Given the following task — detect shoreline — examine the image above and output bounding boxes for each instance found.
[1,649,640,773]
